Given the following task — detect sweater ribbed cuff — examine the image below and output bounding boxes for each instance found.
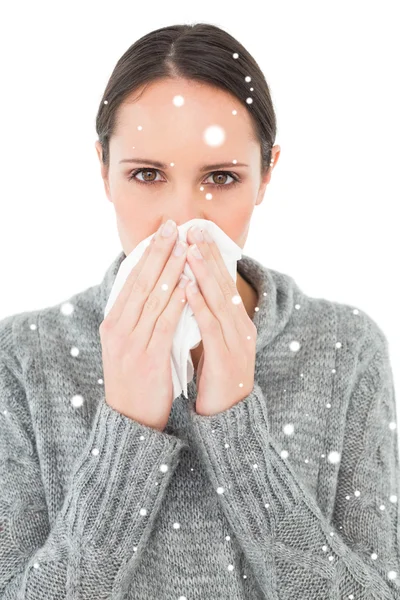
[187,382,304,541]
[62,397,186,556]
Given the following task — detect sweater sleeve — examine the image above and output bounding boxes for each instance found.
[0,353,187,599]
[187,331,400,599]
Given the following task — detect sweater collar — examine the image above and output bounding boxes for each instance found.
[96,250,297,353]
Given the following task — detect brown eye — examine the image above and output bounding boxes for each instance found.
[205,171,237,187]
[212,172,229,185]
[141,169,157,182]
[128,168,161,184]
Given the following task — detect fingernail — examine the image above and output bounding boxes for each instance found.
[188,280,199,293]
[173,241,187,257]
[161,219,176,237]
[190,244,203,259]
[203,228,213,243]
[178,274,190,288]
[192,226,204,242]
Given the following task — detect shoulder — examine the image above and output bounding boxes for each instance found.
[0,283,100,378]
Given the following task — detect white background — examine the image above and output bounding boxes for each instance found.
[0,2,399,404]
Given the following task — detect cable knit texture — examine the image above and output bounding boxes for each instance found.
[0,249,399,599]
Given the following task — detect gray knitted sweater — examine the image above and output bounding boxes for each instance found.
[1,250,399,599]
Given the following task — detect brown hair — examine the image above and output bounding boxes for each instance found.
[95,23,277,175]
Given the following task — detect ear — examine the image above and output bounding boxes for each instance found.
[255,145,281,207]
[95,140,112,202]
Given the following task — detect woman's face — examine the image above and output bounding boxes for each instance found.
[95,77,280,255]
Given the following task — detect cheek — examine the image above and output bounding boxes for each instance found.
[222,203,254,240]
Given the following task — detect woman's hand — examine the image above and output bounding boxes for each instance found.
[184,226,257,417]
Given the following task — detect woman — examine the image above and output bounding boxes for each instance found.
[0,22,399,599]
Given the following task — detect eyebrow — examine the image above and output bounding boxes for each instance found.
[118,157,249,172]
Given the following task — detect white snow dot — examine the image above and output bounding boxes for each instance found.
[390,495,398,503]
[380,504,386,511]
[170,162,174,167]
[173,522,180,529]
[246,97,253,104]
[245,76,251,82]
[232,294,242,305]
[354,490,360,497]
[29,323,37,330]
[322,545,327,552]
[161,283,169,291]
[283,423,294,435]
[70,347,79,357]
[225,535,230,541]
[61,302,74,315]
[217,487,224,494]
[335,342,342,349]
[232,53,239,59]
[203,125,225,147]
[205,193,213,200]
[353,309,359,315]
[289,340,301,352]
[228,564,234,571]
[139,508,147,516]
[327,451,341,465]
[103,100,108,105]
[33,562,40,569]
[137,125,142,130]
[254,306,259,312]
[371,553,378,560]
[388,571,397,580]
[139,435,145,441]
[71,395,84,408]
[281,450,289,459]
[98,378,103,385]
[232,110,237,115]
[92,448,99,456]
[332,369,336,374]
[173,95,184,107]
[295,303,300,309]
[232,159,237,164]
[159,464,168,473]
[389,422,397,430]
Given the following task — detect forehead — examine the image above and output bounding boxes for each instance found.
[113,78,258,147]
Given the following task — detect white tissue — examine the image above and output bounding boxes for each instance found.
[104,218,243,401]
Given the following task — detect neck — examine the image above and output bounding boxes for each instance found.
[236,272,258,318]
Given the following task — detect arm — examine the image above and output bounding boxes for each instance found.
[0,354,187,599]
[188,335,400,599]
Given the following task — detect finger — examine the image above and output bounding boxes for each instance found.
[147,272,190,354]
